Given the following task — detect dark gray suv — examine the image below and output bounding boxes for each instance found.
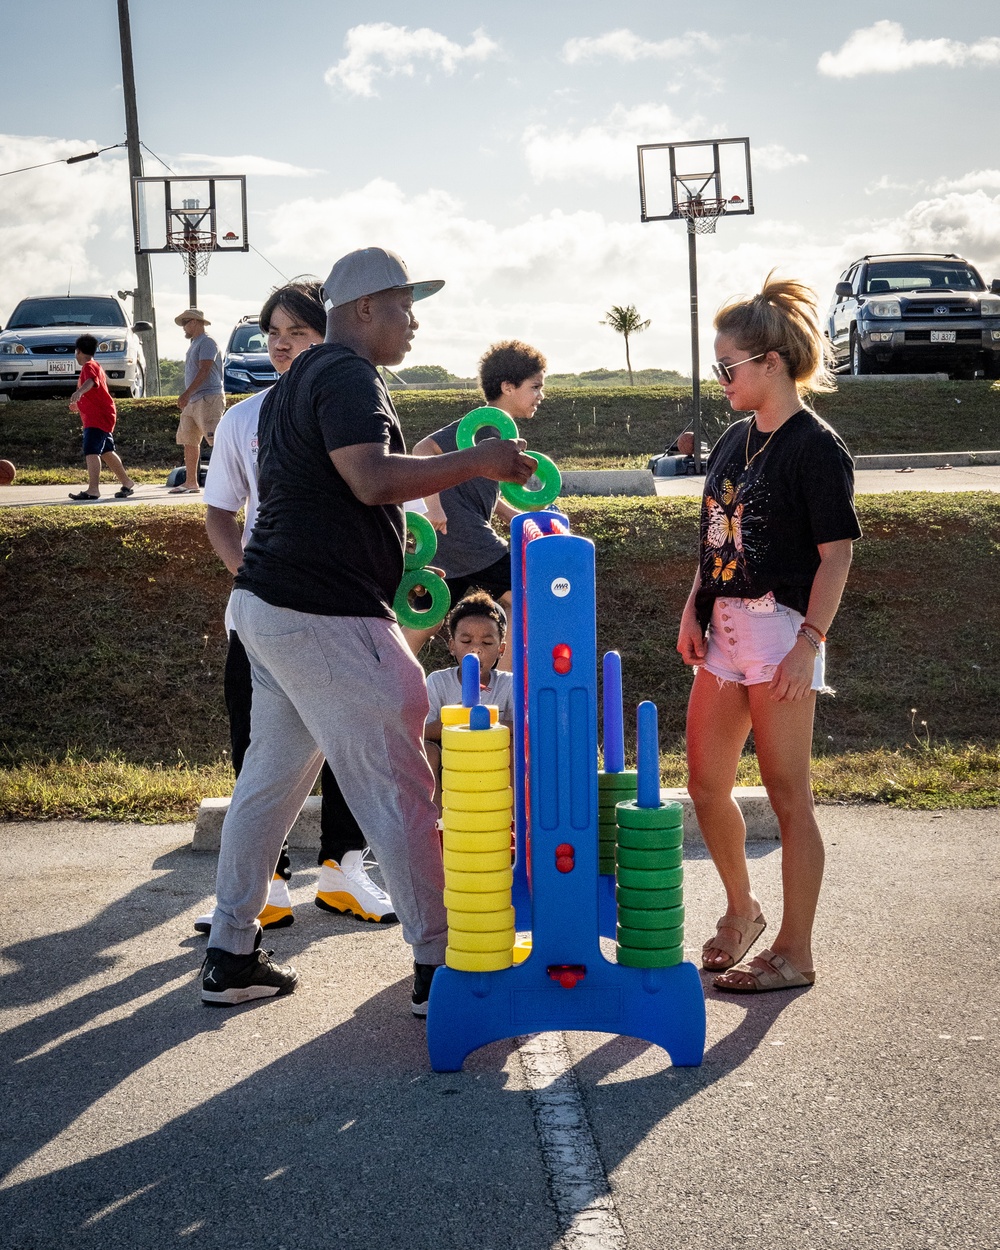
[826,253,1000,378]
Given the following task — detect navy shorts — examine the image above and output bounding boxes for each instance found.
[82,427,116,457]
[445,552,512,603]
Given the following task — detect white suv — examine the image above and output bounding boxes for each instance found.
[0,294,151,399]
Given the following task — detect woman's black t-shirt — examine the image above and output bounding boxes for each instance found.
[694,409,862,631]
[235,343,406,618]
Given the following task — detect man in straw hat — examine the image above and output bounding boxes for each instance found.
[172,308,225,493]
[200,247,536,1015]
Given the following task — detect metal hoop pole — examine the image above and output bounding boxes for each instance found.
[687,220,703,473]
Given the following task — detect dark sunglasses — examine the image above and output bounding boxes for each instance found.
[711,352,767,384]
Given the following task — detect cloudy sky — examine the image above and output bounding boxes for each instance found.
[2,1,999,374]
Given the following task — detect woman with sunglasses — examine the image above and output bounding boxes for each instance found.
[676,273,862,993]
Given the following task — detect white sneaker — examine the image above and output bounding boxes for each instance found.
[194,875,295,934]
[315,849,398,924]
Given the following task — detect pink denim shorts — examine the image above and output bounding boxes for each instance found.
[702,594,827,690]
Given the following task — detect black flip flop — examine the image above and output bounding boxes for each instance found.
[68,491,100,501]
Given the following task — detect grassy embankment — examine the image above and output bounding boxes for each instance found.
[1,494,997,820]
[2,378,997,486]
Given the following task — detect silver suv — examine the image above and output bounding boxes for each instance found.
[826,254,1000,378]
[0,294,151,399]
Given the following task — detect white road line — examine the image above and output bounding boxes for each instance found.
[517,1032,627,1250]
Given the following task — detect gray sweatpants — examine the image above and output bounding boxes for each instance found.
[209,589,447,964]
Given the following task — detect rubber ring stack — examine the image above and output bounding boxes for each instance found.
[614,797,685,968]
[597,769,637,875]
[440,720,515,972]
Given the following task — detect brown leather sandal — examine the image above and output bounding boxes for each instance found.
[701,913,766,970]
[713,948,815,994]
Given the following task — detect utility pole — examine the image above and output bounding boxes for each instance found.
[117,0,160,396]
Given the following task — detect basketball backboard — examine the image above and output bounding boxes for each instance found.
[132,175,249,254]
[637,138,753,224]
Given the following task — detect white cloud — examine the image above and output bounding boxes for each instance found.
[818,21,1000,78]
[177,153,322,178]
[325,23,500,97]
[932,169,1000,194]
[0,134,128,314]
[753,144,808,172]
[871,190,1000,272]
[562,29,718,64]
[257,176,844,376]
[522,103,701,183]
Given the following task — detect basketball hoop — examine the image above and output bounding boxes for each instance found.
[167,229,217,276]
[678,197,729,235]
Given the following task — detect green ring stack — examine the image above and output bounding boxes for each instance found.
[597,769,636,876]
[615,796,685,968]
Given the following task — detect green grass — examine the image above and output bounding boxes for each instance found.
[0,494,997,818]
[2,379,998,484]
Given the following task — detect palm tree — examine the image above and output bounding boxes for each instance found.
[600,304,651,386]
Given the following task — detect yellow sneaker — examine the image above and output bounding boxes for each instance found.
[315,850,398,923]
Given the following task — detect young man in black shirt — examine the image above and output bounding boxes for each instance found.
[201,247,536,1013]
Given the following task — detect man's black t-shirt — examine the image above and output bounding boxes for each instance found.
[694,409,862,631]
[235,343,405,618]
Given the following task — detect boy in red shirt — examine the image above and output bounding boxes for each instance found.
[68,333,135,501]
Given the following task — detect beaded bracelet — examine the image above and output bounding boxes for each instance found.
[797,627,821,653]
[801,620,827,642]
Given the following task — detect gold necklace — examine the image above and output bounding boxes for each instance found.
[744,418,778,470]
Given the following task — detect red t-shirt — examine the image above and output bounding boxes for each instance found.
[77,359,116,432]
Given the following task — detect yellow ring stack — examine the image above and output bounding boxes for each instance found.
[440,719,514,972]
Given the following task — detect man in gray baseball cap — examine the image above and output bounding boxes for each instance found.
[202,246,537,1016]
[321,245,444,309]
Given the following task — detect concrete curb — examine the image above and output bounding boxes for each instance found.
[191,786,778,850]
[854,450,1000,469]
[559,469,656,496]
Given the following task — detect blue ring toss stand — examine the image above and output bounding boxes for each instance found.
[426,511,705,1071]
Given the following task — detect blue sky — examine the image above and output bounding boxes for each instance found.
[2,2,999,372]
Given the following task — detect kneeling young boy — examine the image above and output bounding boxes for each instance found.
[424,591,514,813]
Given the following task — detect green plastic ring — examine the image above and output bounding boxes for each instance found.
[616,882,684,910]
[598,770,639,790]
[616,865,685,891]
[500,451,561,510]
[615,799,685,829]
[455,406,519,449]
[616,844,683,870]
[618,900,685,929]
[616,944,684,969]
[617,923,684,951]
[393,569,450,630]
[404,511,438,571]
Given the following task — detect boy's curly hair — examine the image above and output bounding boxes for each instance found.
[478,339,547,403]
[447,589,507,642]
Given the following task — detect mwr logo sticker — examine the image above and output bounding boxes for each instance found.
[550,577,571,598]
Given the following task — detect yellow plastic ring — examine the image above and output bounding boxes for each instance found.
[447,905,516,932]
[443,887,514,912]
[441,786,513,813]
[446,927,515,953]
[440,704,499,726]
[443,828,513,854]
[445,946,513,972]
[440,748,510,773]
[444,867,513,894]
[443,847,512,873]
[441,766,510,793]
[442,808,513,833]
[442,723,511,752]
[403,510,438,571]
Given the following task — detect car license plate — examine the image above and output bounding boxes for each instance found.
[47,360,76,376]
[930,330,956,344]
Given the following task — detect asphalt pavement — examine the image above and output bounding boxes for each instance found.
[2,808,997,1249]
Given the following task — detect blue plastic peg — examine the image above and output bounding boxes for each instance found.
[636,700,661,809]
[462,653,481,707]
[602,651,625,774]
[469,704,491,731]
